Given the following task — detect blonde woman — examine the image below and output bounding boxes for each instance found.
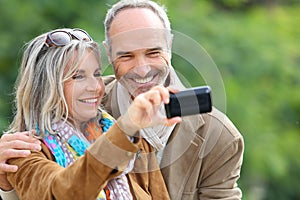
[2,28,180,200]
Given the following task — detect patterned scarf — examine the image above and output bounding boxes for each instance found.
[42,111,133,200]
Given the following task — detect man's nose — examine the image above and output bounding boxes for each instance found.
[132,65,152,77]
[133,57,151,77]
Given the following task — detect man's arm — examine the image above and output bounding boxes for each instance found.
[199,137,244,199]
[199,110,244,199]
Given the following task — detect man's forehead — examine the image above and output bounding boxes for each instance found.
[109,28,171,54]
[109,8,165,34]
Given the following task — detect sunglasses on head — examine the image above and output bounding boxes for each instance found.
[36,28,92,63]
[45,28,92,47]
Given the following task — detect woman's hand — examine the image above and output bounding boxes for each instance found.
[117,86,182,136]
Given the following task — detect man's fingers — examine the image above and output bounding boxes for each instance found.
[164,116,182,126]
[167,87,179,94]
[134,95,153,114]
[0,140,41,151]
[145,90,162,106]
[1,149,31,159]
[2,131,40,144]
[151,86,170,104]
[0,163,18,173]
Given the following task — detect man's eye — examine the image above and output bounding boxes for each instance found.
[147,51,161,57]
[118,54,132,60]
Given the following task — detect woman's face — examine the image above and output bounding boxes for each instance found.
[63,51,104,124]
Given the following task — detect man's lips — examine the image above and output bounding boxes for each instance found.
[130,75,155,84]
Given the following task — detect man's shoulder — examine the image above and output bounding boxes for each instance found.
[178,107,242,142]
[102,75,116,93]
[102,75,116,85]
[191,108,244,161]
[101,75,116,112]
[202,107,242,139]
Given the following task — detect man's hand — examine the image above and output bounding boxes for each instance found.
[0,131,41,191]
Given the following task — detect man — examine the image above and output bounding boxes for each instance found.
[101,0,244,199]
[1,0,244,199]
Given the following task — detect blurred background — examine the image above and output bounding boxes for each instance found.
[0,0,299,199]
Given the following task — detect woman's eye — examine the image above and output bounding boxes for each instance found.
[94,72,102,77]
[72,74,84,79]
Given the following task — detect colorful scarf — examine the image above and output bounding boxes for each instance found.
[43,111,133,200]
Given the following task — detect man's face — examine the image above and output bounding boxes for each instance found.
[107,8,172,97]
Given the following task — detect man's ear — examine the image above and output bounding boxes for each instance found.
[169,33,173,48]
[103,41,112,64]
[167,33,174,59]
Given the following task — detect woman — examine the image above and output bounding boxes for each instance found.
[3,28,181,200]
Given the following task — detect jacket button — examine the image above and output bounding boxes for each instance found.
[126,152,133,157]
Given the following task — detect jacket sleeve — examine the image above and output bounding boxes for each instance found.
[199,133,244,200]
[7,123,140,200]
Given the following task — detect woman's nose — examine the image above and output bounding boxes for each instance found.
[86,77,103,93]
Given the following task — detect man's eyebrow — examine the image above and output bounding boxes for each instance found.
[115,47,163,56]
[116,51,131,56]
[146,47,163,52]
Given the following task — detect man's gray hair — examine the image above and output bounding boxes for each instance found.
[104,0,171,45]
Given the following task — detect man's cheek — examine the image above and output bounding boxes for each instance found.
[112,61,122,79]
[159,54,170,66]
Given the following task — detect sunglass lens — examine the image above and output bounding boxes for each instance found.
[72,30,92,41]
[49,32,71,46]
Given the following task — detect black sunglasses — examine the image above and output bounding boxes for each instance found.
[36,29,92,63]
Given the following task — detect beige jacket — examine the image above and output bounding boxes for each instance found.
[102,76,244,200]
[7,123,170,200]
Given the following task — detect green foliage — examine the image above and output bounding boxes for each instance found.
[0,0,299,199]
[164,1,300,199]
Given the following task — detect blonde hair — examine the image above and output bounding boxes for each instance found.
[7,28,102,137]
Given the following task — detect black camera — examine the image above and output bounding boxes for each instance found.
[164,86,212,118]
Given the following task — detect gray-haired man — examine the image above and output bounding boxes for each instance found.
[102,0,244,199]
